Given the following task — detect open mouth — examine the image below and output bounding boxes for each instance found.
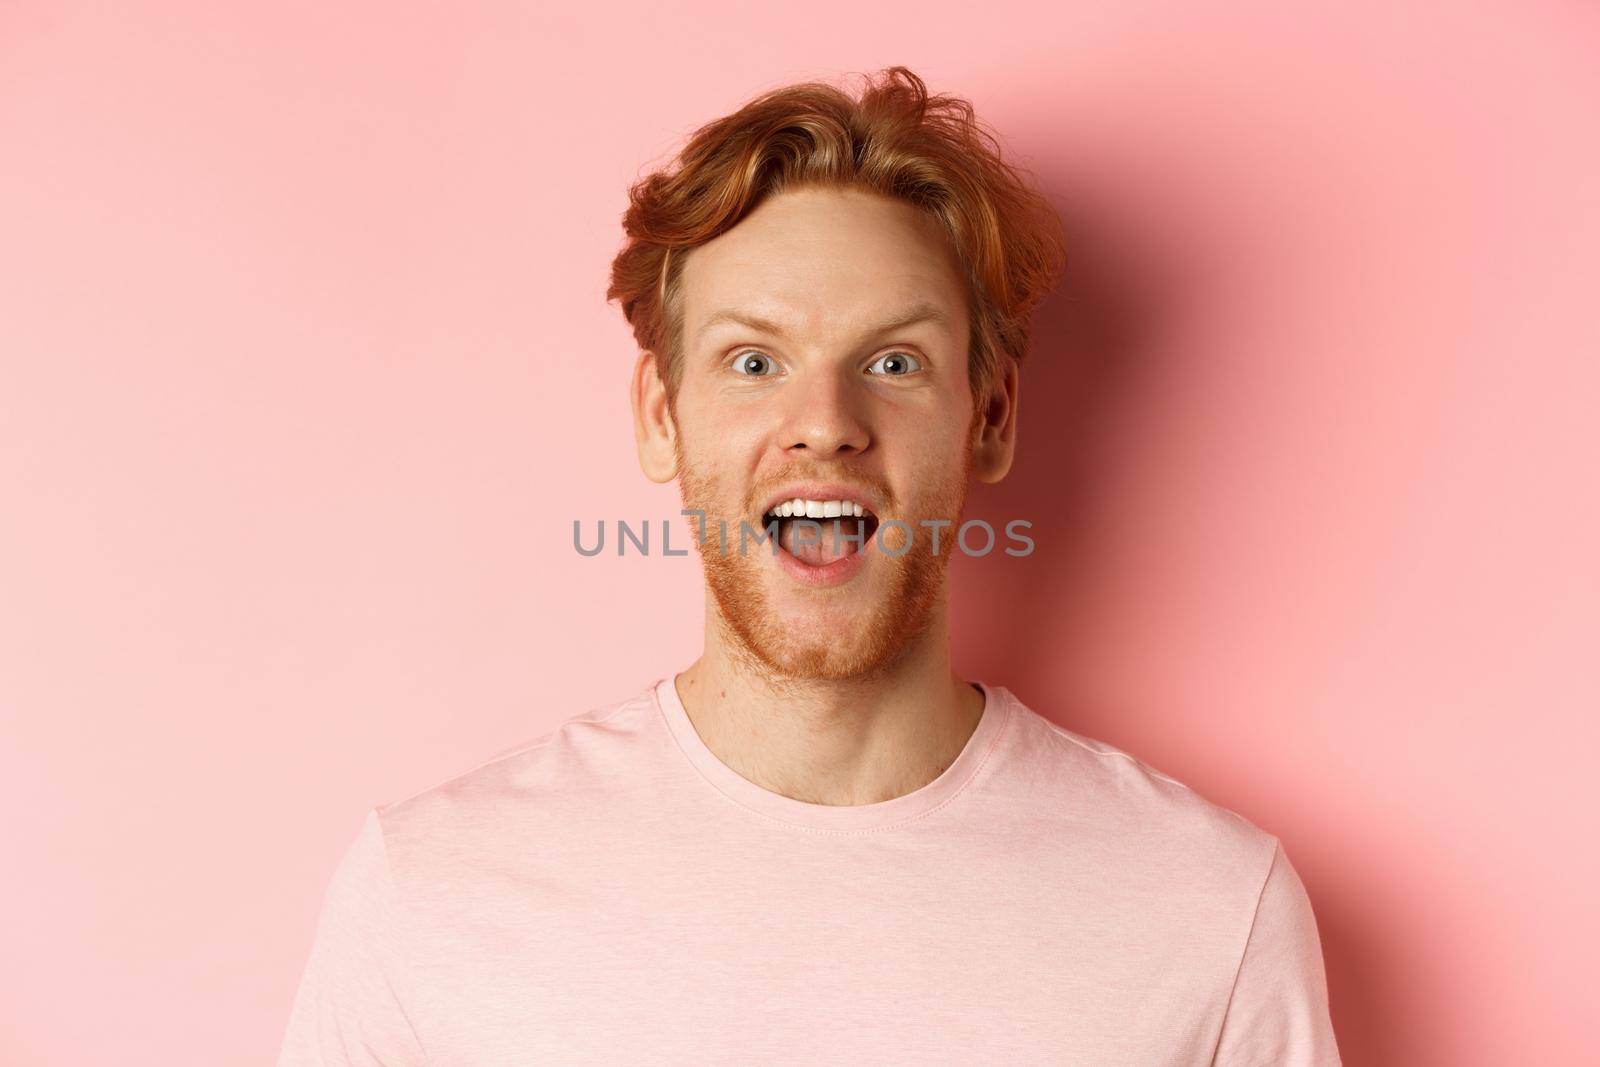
[760,497,881,569]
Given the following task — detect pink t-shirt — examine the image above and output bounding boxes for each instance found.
[279,679,1341,1065]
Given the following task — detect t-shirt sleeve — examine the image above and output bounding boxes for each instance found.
[277,809,429,1066]
[1211,838,1342,1066]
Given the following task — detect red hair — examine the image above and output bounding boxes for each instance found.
[607,66,1066,401]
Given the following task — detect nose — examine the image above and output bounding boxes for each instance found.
[775,366,871,458]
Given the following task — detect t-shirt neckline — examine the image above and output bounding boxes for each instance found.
[652,674,1011,833]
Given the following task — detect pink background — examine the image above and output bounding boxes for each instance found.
[3,2,1597,1063]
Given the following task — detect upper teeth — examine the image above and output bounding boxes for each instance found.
[768,498,866,519]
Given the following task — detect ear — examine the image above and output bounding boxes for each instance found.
[631,349,679,483]
[971,357,1019,483]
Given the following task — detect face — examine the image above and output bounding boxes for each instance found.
[639,186,1002,681]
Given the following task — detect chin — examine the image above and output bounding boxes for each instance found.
[715,580,936,682]
[744,633,903,682]
[693,500,954,683]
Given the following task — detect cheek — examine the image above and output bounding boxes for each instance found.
[677,392,769,462]
[886,445,968,516]
[673,401,766,498]
[888,403,973,484]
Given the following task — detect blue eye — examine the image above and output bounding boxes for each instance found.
[866,351,922,376]
[732,350,779,376]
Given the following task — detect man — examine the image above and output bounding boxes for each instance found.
[280,67,1341,1064]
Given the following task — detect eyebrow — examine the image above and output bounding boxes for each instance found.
[695,301,952,342]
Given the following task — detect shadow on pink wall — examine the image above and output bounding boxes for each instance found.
[949,184,1390,1063]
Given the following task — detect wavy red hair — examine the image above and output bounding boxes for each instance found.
[607,66,1066,403]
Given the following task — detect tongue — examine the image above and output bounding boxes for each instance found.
[779,518,862,566]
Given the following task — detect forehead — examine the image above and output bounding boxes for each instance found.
[678,186,968,344]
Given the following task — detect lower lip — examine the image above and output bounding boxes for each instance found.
[770,526,874,588]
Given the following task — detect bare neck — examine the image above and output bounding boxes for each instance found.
[675,595,984,807]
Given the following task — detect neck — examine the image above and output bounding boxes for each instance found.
[674,595,985,807]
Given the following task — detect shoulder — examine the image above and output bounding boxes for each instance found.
[993,686,1282,882]
[369,684,663,874]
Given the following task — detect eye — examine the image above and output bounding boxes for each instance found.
[731,350,780,376]
[866,350,923,376]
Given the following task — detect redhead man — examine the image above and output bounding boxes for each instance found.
[279,67,1341,1065]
